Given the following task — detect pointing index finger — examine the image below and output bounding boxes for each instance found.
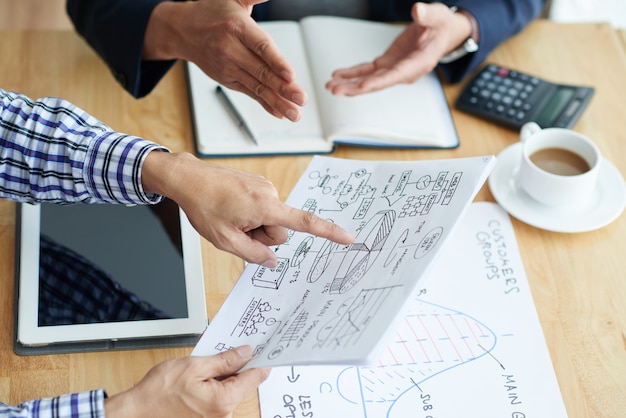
[275,204,355,245]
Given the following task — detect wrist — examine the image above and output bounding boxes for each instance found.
[142,150,192,200]
[143,1,190,61]
[104,390,138,418]
[455,8,480,44]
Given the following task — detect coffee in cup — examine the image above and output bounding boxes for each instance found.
[517,122,601,207]
[528,147,591,176]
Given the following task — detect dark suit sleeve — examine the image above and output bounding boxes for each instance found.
[439,0,547,83]
[66,0,176,98]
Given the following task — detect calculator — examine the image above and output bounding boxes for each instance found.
[455,64,595,130]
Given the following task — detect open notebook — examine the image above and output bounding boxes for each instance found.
[186,16,459,157]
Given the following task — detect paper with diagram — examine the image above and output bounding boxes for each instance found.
[258,202,567,417]
[192,155,496,368]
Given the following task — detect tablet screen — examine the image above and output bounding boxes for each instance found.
[38,199,188,325]
[15,199,207,352]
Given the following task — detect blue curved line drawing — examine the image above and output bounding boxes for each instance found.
[327,299,498,418]
[336,367,360,404]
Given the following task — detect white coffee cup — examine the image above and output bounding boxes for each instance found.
[518,122,601,207]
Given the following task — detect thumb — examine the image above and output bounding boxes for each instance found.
[412,2,426,23]
[198,345,255,378]
[227,228,278,268]
[240,0,269,9]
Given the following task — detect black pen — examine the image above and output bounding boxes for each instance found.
[215,85,259,145]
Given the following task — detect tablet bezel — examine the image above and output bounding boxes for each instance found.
[14,202,208,353]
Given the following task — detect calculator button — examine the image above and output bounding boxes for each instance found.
[485,64,498,72]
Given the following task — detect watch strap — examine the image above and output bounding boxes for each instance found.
[439,6,479,64]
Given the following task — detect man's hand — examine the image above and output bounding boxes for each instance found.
[142,151,355,268]
[104,345,270,418]
[325,2,474,96]
[144,0,307,121]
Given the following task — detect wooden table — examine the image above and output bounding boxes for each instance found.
[1,20,625,417]
[618,28,626,56]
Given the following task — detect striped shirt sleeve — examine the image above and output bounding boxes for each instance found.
[0,390,106,418]
[0,88,168,205]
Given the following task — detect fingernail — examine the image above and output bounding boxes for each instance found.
[415,2,424,19]
[291,92,305,105]
[280,70,293,82]
[285,108,300,122]
[262,259,276,268]
[260,368,272,380]
[235,345,253,358]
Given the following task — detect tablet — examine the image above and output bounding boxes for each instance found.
[14,199,208,355]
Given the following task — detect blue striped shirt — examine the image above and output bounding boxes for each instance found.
[0,391,105,418]
[0,88,170,416]
[0,88,168,205]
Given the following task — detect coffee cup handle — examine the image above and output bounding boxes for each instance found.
[520,122,542,143]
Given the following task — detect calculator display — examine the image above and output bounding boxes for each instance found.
[535,87,574,127]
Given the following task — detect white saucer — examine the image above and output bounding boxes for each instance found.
[489,143,626,233]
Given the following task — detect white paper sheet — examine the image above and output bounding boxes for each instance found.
[258,202,568,418]
[192,155,497,369]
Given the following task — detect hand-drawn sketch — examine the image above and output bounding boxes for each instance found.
[314,285,402,351]
[291,236,314,268]
[251,258,290,289]
[192,156,497,370]
[258,203,568,418]
[307,209,396,292]
[262,299,500,418]
[228,298,279,339]
[308,168,338,195]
